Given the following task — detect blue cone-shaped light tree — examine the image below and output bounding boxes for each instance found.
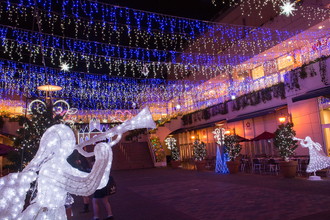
[213,128,229,174]
[215,145,229,174]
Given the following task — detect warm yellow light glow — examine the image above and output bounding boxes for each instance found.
[278,55,294,70]
[278,116,286,123]
[191,135,196,140]
[215,122,224,126]
[224,130,231,135]
[252,65,264,80]
[37,85,63,92]
[0,99,24,116]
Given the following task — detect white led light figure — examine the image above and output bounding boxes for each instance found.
[295,136,330,180]
[0,107,156,219]
[165,137,176,150]
[28,99,78,126]
[212,127,225,145]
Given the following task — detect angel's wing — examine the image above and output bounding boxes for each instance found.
[0,171,37,219]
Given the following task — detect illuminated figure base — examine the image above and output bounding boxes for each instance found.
[308,175,322,181]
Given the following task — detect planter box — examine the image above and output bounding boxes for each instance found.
[226,161,240,174]
[280,160,298,178]
[154,161,167,167]
[171,160,181,169]
[195,160,206,171]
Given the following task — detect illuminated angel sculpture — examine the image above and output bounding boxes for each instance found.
[0,107,156,220]
[294,136,330,173]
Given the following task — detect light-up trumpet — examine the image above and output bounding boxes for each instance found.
[292,137,304,141]
[75,106,156,157]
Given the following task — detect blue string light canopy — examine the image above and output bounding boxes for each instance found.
[1,0,326,80]
[0,0,328,114]
[32,0,62,97]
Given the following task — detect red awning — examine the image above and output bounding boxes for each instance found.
[236,135,250,142]
[250,131,275,141]
[0,144,14,156]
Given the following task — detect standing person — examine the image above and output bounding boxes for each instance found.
[92,176,116,220]
[67,149,92,213]
[77,153,92,213]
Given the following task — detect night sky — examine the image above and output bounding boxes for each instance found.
[101,0,227,21]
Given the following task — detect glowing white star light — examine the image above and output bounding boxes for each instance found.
[280,1,297,17]
[60,62,70,71]
[142,64,149,76]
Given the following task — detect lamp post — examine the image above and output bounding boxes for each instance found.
[278,116,286,123]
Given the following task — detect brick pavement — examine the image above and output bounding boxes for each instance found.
[71,168,330,220]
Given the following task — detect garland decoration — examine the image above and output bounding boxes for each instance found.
[319,56,328,85]
[232,83,286,111]
[182,102,228,125]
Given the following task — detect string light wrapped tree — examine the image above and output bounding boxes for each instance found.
[224,134,242,174]
[7,107,62,171]
[150,136,166,167]
[165,136,181,168]
[193,139,207,171]
[274,122,299,178]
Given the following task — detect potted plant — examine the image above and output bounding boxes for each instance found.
[274,122,299,178]
[193,139,207,171]
[224,134,242,174]
[165,136,181,168]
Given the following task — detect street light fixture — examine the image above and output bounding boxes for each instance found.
[278,116,286,123]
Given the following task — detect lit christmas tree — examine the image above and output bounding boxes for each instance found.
[193,139,207,161]
[274,122,298,161]
[224,134,242,161]
[8,106,62,170]
[165,137,180,161]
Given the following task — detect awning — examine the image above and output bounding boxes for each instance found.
[227,104,287,123]
[170,119,226,134]
[292,86,330,103]
[0,144,14,156]
[250,131,275,141]
[237,135,250,142]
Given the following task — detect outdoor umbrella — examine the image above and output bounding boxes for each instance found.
[236,135,250,142]
[250,131,275,141]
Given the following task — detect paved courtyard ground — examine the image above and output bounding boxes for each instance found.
[71,168,330,220]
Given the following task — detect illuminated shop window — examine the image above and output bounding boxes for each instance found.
[252,65,265,80]
[277,55,294,70]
